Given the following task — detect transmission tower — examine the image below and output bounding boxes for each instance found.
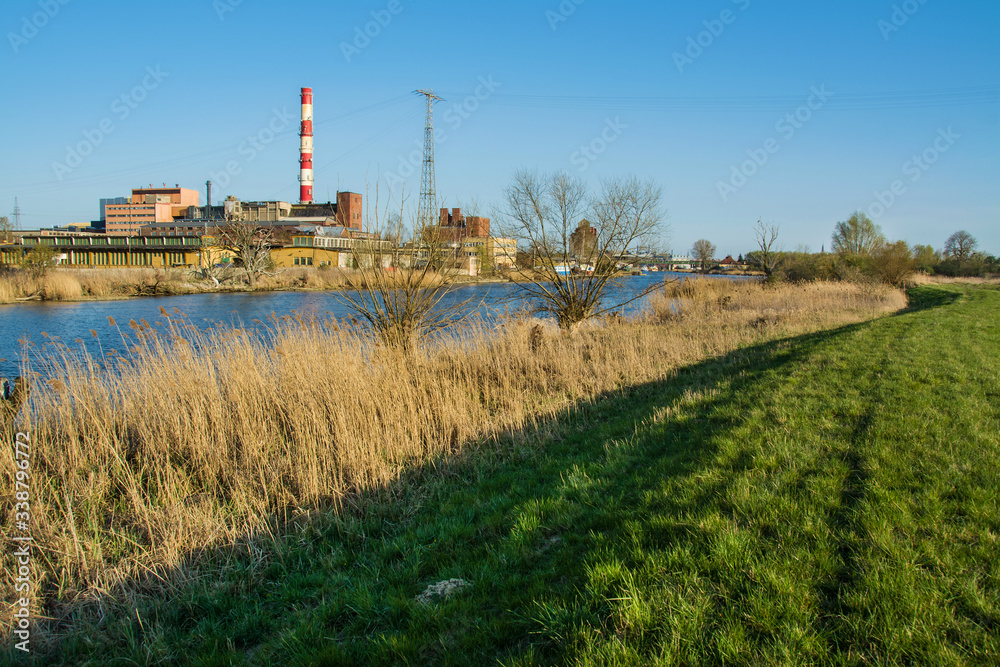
[414,89,443,231]
[12,197,22,230]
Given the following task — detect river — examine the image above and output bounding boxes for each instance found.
[0,273,753,379]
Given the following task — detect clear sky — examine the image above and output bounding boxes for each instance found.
[1,0,997,256]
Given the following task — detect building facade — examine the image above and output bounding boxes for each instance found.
[2,234,204,268]
[103,186,200,236]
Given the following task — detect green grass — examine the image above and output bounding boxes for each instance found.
[31,284,1000,665]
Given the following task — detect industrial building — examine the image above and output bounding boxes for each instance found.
[104,185,200,236]
[5,85,518,278]
[1,234,204,269]
[435,207,490,243]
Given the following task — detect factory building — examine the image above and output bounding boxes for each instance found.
[434,208,490,244]
[2,234,204,268]
[104,185,200,236]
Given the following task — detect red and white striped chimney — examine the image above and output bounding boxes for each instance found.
[299,87,314,205]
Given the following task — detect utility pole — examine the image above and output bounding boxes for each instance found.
[414,89,443,233]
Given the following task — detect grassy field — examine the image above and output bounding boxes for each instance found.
[6,283,998,664]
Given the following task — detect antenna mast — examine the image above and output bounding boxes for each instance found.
[414,89,443,231]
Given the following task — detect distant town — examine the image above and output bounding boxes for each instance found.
[0,182,744,277]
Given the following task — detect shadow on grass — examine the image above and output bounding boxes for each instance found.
[904,284,964,312]
[23,294,963,665]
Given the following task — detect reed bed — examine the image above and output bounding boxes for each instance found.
[910,273,1000,285]
[0,279,907,642]
[0,266,371,304]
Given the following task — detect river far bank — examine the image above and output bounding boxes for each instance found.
[0,265,765,306]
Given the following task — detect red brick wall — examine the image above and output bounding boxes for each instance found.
[337,192,363,230]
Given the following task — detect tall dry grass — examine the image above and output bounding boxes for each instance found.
[0,271,41,303]
[910,273,1000,286]
[0,279,907,642]
[0,266,367,304]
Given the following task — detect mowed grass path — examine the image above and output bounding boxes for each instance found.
[55,285,999,666]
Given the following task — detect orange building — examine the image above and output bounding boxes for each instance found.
[104,185,200,236]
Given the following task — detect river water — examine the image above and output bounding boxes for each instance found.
[0,273,751,379]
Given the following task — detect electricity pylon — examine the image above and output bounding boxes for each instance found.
[414,89,442,232]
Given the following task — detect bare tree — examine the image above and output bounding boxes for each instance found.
[335,182,473,353]
[944,230,977,265]
[196,235,236,288]
[751,219,780,279]
[0,216,13,244]
[495,169,667,330]
[220,222,274,287]
[832,211,885,256]
[691,239,716,273]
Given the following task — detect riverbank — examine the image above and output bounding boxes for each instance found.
[0,267,577,306]
[0,266,767,307]
[0,279,910,659]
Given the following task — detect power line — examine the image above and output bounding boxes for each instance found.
[435,86,1000,113]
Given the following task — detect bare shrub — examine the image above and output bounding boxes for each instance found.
[496,170,668,330]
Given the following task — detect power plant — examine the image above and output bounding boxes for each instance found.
[3,84,515,275]
[299,87,314,205]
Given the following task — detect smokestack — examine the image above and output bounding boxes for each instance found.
[299,87,314,205]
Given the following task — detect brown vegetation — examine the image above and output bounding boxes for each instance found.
[0,279,907,643]
[0,267,366,304]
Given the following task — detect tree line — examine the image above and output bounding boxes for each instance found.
[737,212,997,287]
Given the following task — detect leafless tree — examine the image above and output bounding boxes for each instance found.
[691,239,716,273]
[335,182,474,354]
[495,169,668,330]
[0,216,14,244]
[220,222,274,287]
[752,219,780,279]
[196,235,236,288]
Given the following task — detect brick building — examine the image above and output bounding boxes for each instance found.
[570,220,598,258]
[435,208,490,243]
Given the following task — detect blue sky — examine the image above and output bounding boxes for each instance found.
[1,0,997,256]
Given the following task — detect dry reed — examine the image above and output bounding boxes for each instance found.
[910,274,1000,286]
[0,266,369,304]
[0,279,907,643]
